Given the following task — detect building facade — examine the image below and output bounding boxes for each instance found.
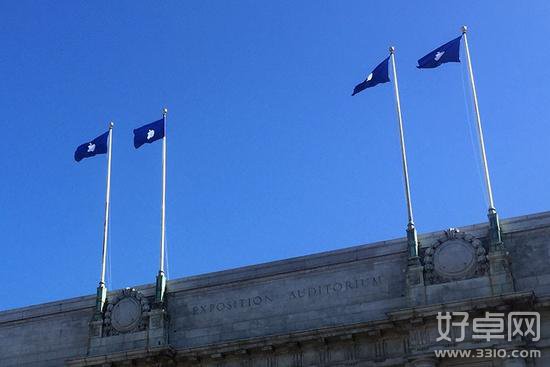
[1,211,550,366]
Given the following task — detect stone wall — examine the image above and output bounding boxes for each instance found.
[1,212,550,366]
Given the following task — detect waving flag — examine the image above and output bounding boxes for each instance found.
[417,36,462,69]
[352,56,390,96]
[133,119,165,149]
[74,131,109,162]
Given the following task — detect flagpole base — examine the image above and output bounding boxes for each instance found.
[406,222,420,264]
[95,283,107,314]
[485,207,514,293]
[155,271,167,305]
[405,222,425,303]
[488,207,504,252]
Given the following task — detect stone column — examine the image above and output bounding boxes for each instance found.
[148,307,169,348]
[488,249,515,294]
[407,262,426,307]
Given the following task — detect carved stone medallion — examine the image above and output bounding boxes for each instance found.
[424,228,488,285]
[104,288,150,336]
[111,296,141,332]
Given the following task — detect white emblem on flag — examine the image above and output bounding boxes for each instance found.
[87,143,96,153]
[366,73,373,82]
[434,51,445,61]
[147,129,155,140]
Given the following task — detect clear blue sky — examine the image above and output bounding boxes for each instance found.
[1,1,549,310]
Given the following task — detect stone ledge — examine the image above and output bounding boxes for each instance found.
[387,291,537,321]
[66,346,176,367]
[3,211,550,324]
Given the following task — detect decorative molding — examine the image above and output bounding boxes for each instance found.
[424,228,488,285]
[104,288,150,336]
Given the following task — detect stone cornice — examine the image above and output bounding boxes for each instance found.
[4,211,550,324]
[387,291,537,322]
[65,290,550,366]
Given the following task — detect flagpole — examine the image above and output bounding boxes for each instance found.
[156,108,168,304]
[389,47,420,264]
[96,122,113,313]
[461,26,502,249]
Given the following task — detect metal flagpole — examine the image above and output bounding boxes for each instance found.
[156,108,168,304]
[96,122,114,313]
[461,26,502,249]
[389,47,420,264]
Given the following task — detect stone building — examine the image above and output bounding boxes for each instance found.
[1,211,550,366]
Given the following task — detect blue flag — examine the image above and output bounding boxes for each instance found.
[133,119,165,149]
[417,36,462,69]
[74,131,109,162]
[352,56,390,96]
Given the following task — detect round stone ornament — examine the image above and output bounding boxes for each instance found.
[111,296,142,333]
[424,228,488,284]
[104,288,150,336]
[433,239,476,278]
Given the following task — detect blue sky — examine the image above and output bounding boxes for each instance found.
[1,1,549,310]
